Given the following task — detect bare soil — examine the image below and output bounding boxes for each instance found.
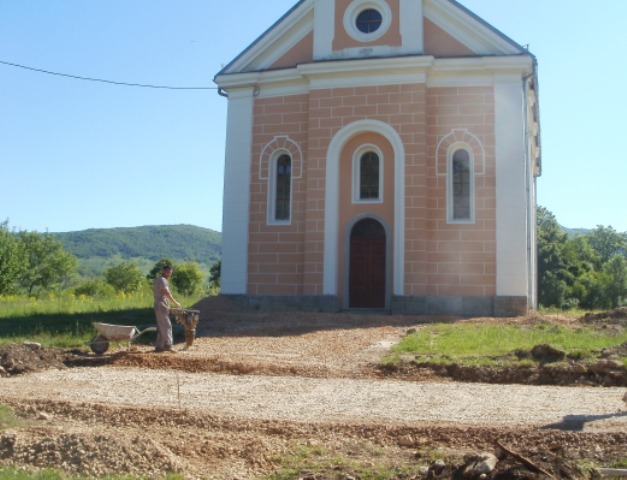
[1,299,626,479]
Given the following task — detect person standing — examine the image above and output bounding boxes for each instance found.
[153,265,181,352]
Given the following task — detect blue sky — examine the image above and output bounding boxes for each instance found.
[1,0,626,234]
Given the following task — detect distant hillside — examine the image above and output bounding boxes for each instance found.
[53,225,221,278]
[562,226,591,236]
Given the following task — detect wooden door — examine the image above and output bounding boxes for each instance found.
[349,219,386,308]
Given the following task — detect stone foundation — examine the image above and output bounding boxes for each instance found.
[219,294,529,317]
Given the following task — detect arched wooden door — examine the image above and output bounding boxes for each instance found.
[349,218,386,309]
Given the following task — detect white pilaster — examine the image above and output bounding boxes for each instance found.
[494,76,528,297]
[220,88,255,294]
[313,0,335,60]
[399,0,424,54]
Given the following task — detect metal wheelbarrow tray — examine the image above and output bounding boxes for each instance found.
[88,322,157,355]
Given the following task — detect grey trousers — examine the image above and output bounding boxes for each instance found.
[154,306,173,350]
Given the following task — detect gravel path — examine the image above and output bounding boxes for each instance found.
[2,307,627,479]
[2,366,626,431]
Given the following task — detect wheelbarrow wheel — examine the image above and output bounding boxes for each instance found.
[89,335,110,355]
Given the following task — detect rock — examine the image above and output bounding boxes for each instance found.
[463,452,498,478]
[429,459,446,475]
[531,344,565,363]
[37,412,53,421]
[1,354,16,369]
[588,359,624,374]
[398,434,414,447]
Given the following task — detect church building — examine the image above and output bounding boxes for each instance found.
[214,0,541,316]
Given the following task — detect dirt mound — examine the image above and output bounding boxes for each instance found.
[0,343,68,377]
[0,429,181,478]
[1,399,625,480]
[581,307,627,326]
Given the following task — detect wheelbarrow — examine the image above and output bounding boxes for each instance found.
[169,308,201,349]
[88,322,157,355]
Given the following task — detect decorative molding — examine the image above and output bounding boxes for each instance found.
[324,119,405,297]
[343,0,393,43]
[259,136,303,180]
[436,129,485,177]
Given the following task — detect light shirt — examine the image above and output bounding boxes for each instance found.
[153,276,171,309]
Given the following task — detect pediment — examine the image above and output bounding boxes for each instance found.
[216,0,529,80]
[424,0,526,56]
[218,0,314,75]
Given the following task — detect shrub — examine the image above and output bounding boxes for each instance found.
[73,279,116,298]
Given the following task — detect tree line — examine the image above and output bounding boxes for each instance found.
[0,220,220,298]
[2,213,626,309]
[537,207,627,309]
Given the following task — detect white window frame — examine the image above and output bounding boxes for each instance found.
[352,144,384,204]
[267,150,293,225]
[446,144,475,223]
[343,0,392,43]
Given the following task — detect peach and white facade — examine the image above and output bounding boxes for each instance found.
[214,0,541,316]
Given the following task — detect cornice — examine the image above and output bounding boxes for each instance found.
[215,55,534,97]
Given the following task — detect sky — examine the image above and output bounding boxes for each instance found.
[1,0,626,234]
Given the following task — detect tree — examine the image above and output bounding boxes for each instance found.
[104,261,145,294]
[171,262,204,296]
[16,230,78,295]
[602,254,627,308]
[209,260,221,288]
[536,207,570,307]
[74,279,116,298]
[147,258,175,282]
[0,221,25,294]
[586,226,627,268]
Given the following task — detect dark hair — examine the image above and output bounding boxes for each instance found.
[162,265,173,271]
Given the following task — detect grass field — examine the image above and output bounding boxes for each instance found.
[386,318,627,367]
[0,292,204,349]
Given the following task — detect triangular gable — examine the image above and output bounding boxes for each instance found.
[216,0,531,79]
[217,0,313,76]
[426,0,528,56]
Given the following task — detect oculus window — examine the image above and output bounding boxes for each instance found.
[344,0,392,42]
[356,9,382,34]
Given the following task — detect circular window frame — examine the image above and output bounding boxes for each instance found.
[343,0,392,43]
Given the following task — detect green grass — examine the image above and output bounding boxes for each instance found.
[264,444,423,480]
[0,405,21,430]
[385,321,627,367]
[0,292,204,349]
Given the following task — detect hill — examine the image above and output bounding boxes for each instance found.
[53,225,221,278]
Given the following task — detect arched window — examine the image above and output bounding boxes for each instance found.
[449,148,473,222]
[274,154,291,222]
[353,146,383,203]
[360,151,380,199]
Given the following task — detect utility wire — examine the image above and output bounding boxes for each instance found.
[0,60,217,90]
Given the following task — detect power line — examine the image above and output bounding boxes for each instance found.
[0,60,216,90]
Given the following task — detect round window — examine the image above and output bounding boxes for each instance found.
[356,9,382,34]
[343,0,392,43]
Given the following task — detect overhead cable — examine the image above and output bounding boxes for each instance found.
[0,60,216,90]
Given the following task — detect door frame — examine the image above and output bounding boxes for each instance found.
[343,214,392,310]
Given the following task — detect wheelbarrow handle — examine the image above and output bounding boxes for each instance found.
[130,326,157,341]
